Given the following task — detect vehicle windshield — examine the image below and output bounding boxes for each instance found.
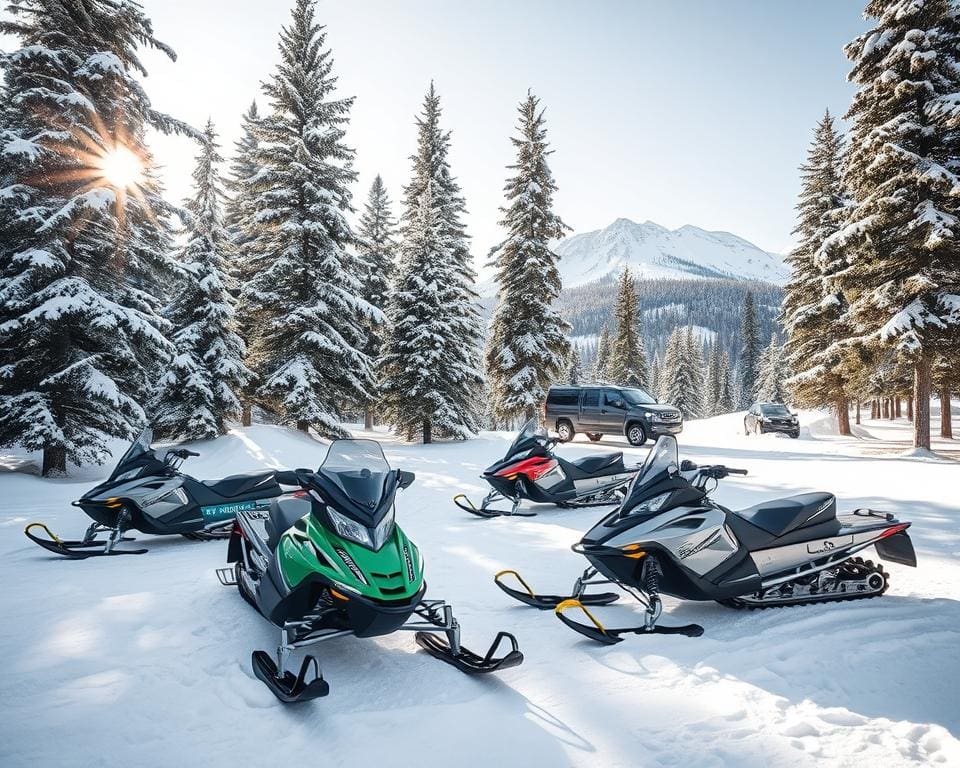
[760,404,791,417]
[620,435,678,512]
[507,418,547,457]
[321,439,391,476]
[622,388,656,406]
[109,427,153,480]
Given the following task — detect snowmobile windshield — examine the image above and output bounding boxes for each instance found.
[108,428,154,481]
[506,418,548,458]
[622,388,656,405]
[620,435,679,513]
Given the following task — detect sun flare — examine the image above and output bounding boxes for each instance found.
[96,146,144,190]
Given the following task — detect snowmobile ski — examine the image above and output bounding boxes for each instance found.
[414,630,524,673]
[453,493,535,518]
[554,599,704,644]
[494,569,619,609]
[251,650,330,703]
[23,522,147,558]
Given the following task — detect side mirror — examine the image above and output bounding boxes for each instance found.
[397,470,416,489]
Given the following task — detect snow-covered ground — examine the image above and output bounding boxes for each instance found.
[1,409,958,767]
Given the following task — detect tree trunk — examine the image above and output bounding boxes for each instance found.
[895,398,902,418]
[422,417,432,445]
[836,398,851,436]
[364,407,374,431]
[296,420,310,434]
[882,398,889,419]
[524,403,536,423]
[241,403,252,427]
[941,386,953,439]
[913,355,931,450]
[855,400,861,425]
[42,445,67,477]
[907,396,913,422]
[871,400,878,419]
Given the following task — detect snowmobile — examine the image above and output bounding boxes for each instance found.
[25,427,287,559]
[495,434,917,643]
[217,438,524,703]
[454,418,639,518]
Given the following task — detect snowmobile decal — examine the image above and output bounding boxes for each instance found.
[200,500,260,520]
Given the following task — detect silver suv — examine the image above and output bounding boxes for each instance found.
[544,385,683,446]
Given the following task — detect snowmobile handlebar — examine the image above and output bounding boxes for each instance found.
[680,460,747,480]
[169,448,200,459]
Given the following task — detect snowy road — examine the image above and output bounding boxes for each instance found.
[1,411,958,767]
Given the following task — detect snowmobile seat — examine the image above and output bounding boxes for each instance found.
[571,452,625,475]
[265,497,312,552]
[733,492,836,538]
[203,471,278,499]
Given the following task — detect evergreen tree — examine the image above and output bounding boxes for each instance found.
[649,352,661,400]
[661,327,704,419]
[781,110,853,434]
[0,0,192,474]
[568,346,582,385]
[356,174,397,428]
[829,0,960,449]
[151,121,251,440]
[242,0,375,435]
[606,267,649,388]
[486,91,570,422]
[592,325,612,382]
[380,85,484,442]
[717,350,735,414]
[705,342,723,416]
[755,335,789,403]
[737,291,761,407]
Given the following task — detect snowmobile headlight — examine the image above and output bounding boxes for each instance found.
[624,492,671,517]
[371,505,396,550]
[326,507,373,548]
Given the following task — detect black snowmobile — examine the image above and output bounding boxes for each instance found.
[25,427,287,559]
[217,438,524,703]
[496,434,917,643]
[454,418,639,518]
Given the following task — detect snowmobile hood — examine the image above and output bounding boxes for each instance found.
[278,513,424,602]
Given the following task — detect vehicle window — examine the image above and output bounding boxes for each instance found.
[760,404,791,417]
[548,390,579,406]
[622,388,656,406]
[604,391,624,408]
[582,390,600,407]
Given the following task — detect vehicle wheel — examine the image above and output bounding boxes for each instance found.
[626,423,647,446]
[587,433,602,442]
[790,431,799,439]
[556,420,574,442]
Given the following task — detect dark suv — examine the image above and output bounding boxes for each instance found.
[545,385,683,446]
[744,402,800,438]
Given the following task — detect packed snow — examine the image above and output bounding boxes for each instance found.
[1,408,958,767]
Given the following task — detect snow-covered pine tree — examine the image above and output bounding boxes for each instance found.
[828,0,960,449]
[380,84,484,442]
[755,335,789,403]
[781,110,854,434]
[737,291,761,407]
[568,345,583,385]
[705,341,723,416]
[151,121,251,440]
[223,100,262,427]
[356,174,397,429]
[606,267,649,389]
[241,0,375,436]
[592,325,612,382]
[0,0,193,475]
[649,352,661,400]
[485,91,570,423]
[661,327,704,419]
[717,350,735,414]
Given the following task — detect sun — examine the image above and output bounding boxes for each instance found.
[96,145,144,189]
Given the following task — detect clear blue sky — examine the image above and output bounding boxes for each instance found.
[138,0,869,269]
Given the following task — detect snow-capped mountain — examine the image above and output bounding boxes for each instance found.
[553,217,788,288]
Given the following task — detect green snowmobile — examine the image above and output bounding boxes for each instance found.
[217,438,524,702]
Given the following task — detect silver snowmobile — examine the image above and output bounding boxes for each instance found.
[25,427,288,558]
[496,434,917,642]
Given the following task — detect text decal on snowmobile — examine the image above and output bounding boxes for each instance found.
[201,500,261,521]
